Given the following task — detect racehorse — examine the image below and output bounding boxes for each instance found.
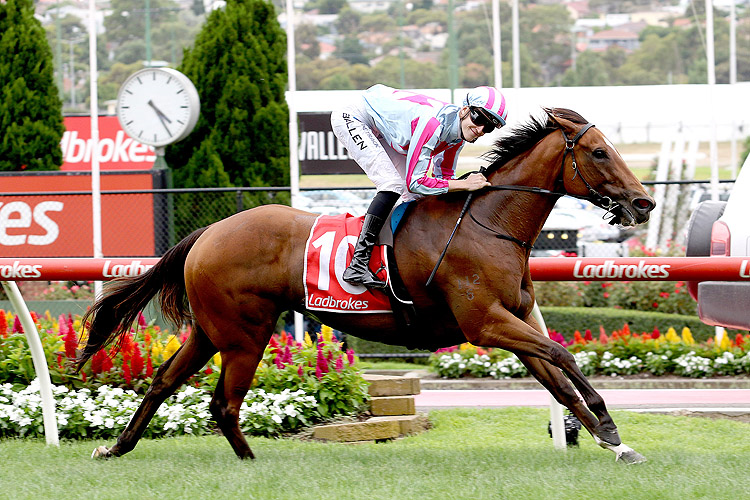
[77,108,655,463]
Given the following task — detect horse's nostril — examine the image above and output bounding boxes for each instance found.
[633,198,654,212]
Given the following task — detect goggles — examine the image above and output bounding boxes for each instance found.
[468,106,502,134]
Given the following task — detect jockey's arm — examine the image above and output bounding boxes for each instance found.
[448,172,490,192]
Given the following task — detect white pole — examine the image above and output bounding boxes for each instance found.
[729,0,736,86]
[285,0,304,342]
[705,0,720,201]
[729,1,737,178]
[88,0,103,297]
[531,301,566,451]
[491,0,502,89]
[512,0,520,89]
[2,282,59,446]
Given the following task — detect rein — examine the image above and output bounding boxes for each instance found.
[426,121,609,285]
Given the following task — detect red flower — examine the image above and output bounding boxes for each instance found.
[101,351,114,372]
[12,316,22,334]
[652,302,659,308]
[335,355,344,373]
[130,344,144,377]
[146,352,153,378]
[298,365,304,378]
[91,350,104,375]
[651,327,660,339]
[735,334,745,350]
[122,362,132,385]
[584,329,593,342]
[63,323,78,359]
[0,310,7,338]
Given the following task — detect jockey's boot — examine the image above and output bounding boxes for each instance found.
[343,213,387,289]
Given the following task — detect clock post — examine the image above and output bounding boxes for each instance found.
[115,68,200,251]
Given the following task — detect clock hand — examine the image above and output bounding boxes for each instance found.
[148,99,172,137]
[147,100,173,124]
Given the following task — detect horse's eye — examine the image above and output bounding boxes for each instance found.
[593,149,608,159]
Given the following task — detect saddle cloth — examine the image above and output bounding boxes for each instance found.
[304,213,392,313]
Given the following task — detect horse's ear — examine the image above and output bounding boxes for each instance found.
[544,107,573,132]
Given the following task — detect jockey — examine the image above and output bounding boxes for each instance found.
[330,84,508,289]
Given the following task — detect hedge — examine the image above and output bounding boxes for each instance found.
[344,307,727,355]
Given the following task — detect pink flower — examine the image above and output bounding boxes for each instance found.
[335,356,344,373]
[138,312,148,329]
[298,365,304,378]
[12,316,22,333]
[346,349,355,365]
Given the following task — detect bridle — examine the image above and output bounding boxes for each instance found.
[467,121,629,249]
[426,121,630,286]
[560,123,618,216]
[426,121,611,285]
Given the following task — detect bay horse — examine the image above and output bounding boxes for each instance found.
[77,108,654,463]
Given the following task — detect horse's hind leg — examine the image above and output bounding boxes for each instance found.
[209,348,267,460]
[92,324,217,459]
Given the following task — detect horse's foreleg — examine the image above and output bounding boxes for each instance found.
[92,325,217,459]
[465,310,621,445]
[515,354,645,463]
[516,354,600,435]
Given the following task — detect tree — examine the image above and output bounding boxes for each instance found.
[561,51,609,86]
[0,0,64,171]
[334,36,369,65]
[166,0,289,190]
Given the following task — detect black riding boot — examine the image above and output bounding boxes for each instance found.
[343,213,387,288]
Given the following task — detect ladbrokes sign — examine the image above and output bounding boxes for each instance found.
[61,116,156,170]
[0,116,163,257]
[0,171,161,257]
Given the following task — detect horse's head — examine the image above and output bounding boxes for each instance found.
[545,108,655,226]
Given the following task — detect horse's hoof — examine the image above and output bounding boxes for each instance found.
[91,446,111,459]
[616,449,647,465]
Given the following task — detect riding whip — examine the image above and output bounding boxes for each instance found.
[425,190,475,287]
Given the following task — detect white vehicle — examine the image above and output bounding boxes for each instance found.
[685,155,750,329]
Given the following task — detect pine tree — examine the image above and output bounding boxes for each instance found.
[0,0,65,171]
[166,0,289,189]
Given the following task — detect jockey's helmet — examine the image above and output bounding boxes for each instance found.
[464,86,507,128]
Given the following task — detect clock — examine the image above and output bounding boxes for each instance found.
[116,68,200,148]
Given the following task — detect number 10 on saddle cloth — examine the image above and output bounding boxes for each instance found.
[304,213,392,313]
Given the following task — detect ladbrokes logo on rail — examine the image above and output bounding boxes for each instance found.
[102,260,153,278]
[0,261,42,279]
[573,259,670,279]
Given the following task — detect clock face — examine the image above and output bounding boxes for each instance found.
[116,68,200,147]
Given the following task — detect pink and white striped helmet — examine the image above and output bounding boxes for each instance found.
[464,86,508,127]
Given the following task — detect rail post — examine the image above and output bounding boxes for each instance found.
[1,281,59,446]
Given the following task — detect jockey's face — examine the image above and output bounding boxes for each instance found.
[459,106,485,143]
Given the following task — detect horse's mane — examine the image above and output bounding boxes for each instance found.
[482,107,588,173]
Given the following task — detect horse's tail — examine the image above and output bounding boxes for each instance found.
[74,227,209,372]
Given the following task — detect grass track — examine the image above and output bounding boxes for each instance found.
[2,408,748,500]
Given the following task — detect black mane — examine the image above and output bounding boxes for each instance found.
[482,107,588,173]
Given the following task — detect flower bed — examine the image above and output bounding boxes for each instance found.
[0,310,369,439]
[430,324,750,379]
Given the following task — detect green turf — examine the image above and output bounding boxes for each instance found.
[1,408,748,500]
